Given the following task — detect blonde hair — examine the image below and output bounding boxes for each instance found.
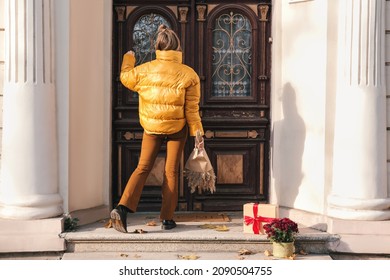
[155,24,182,51]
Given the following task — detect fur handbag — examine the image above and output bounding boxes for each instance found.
[184,130,216,194]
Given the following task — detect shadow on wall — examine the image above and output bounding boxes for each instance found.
[272,83,306,207]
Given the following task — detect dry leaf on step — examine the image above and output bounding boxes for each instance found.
[178,254,200,260]
[264,250,272,257]
[146,221,157,226]
[120,253,129,258]
[199,224,217,229]
[133,254,141,259]
[287,254,297,260]
[215,225,229,232]
[238,249,253,255]
[104,220,113,228]
[131,229,148,234]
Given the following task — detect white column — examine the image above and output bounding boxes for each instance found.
[329,0,390,220]
[0,0,63,219]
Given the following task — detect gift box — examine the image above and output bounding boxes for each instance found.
[243,203,278,234]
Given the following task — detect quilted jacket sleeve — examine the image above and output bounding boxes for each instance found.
[185,75,204,137]
[119,53,137,91]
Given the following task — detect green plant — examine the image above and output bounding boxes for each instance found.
[263,218,299,243]
[64,215,79,232]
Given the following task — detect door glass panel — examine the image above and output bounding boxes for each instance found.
[133,13,171,66]
[212,12,252,97]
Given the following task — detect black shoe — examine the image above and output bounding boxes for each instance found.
[110,205,129,233]
[161,220,176,230]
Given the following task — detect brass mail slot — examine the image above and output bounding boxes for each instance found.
[205,130,259,139]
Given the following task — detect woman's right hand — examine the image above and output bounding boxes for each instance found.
[127,50,135,57]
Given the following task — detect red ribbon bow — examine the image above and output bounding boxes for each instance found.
[244,204,275,234]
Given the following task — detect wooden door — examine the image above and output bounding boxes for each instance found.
[112,0,272,212]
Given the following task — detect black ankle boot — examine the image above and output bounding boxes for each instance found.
[110,205,130,233]
[161,220,176,230]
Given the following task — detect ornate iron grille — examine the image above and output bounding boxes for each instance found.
[133,13,171,66]
[212,12,252,97]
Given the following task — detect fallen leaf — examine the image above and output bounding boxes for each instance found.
[215,225,229,232]
[199,224,217,229]
[238,249,253,255]
[146,221,157,226]
[133,254,141,259]
[131,229,148,234]
[178,254,200,260]
[264,250,272,257]
[287,254,297,260]
[237,256,245,260]
[198,224,229,231]
[120,253,129,257]
[104,220,113,228]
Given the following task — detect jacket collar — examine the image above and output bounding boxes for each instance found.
[156,50,182,63]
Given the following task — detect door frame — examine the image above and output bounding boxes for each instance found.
[111,0,272,211]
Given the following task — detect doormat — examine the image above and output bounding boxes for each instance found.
[173,212,231,222]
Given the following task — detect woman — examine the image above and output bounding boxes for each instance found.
[110,25,204,232]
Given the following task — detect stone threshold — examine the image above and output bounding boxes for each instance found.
[61,212,338,255]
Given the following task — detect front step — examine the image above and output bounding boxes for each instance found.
[61,212,338,255]
[0,217,66,253]
[61,251,333,260]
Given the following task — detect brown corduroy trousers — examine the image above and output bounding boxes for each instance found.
[118,126,188,220]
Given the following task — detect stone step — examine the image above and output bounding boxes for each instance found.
[61,251,333,260]
[327,218,390,254]
[61,212,339,255]
[0,217,66,253]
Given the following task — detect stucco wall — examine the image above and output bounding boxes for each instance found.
[386,0,390,196]
[55,0,112,213]
[0,0,4,159]
[271,0,334,214]
[272,0,389,215]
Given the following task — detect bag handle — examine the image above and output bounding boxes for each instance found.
[195,129,204,149]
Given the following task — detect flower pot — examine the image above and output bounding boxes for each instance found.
[272,242,295,258]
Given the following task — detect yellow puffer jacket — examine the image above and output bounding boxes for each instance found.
[120,50,204,136]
